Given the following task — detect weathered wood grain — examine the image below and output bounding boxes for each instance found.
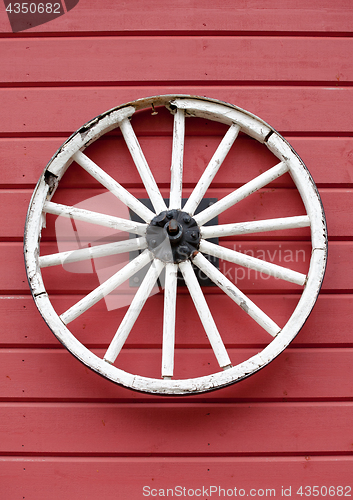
[1,37,352,83]
[1,87,353,134]
[1,403,352,455]
[1,0,352,33]
[1,348,353,401]
[1,457,352,500]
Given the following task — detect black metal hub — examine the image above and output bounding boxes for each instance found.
[146,210,200,264]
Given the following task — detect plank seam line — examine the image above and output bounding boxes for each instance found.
[2,344,353,349]
[2,346,353,352]
[2,401,353,407]
[0,81,352,89]
[2,456,353,465]
[1,451,353,458]
[2,399,353,404]
[0,132,352,139]
[1,31,353,39]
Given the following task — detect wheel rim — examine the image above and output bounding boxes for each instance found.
[24,95,327,395]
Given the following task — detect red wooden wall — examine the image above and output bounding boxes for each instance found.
[1,1,353,498]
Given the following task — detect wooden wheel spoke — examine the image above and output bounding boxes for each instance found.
[119,118,167,214]
[169,109,185,210]
[72,151,155,222]
[104,259,165,364]
[162,263,178,379]
[194,161,289,226]
[39,237,147,268]
[183,123,240,216]
[200,240,307,286]
[60,249,153,325]
[43,201,147,235]
[179,260,231,369]
[201,215,311,239]
[193,252,281,337]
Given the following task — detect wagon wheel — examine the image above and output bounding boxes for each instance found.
[24,95,327,395]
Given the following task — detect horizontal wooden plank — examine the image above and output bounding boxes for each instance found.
[1,402,352,454]
[320,190,353,238]
[2,137,353,188]
[1,348,353,401]
[2,37,353,84]
[1,456,352,500]
[1,0,352,34]
[0,294,352,348]
[0,241,347,293]
[1,187,349,240]
[1,87,353,134]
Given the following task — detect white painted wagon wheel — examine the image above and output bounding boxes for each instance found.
[24,95,327,395]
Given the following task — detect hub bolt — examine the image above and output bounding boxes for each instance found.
[167,219,179,235]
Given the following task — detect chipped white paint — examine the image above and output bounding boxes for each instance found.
[24,95,327,395]
[48,106,136,181]
[201,215,310,239]
[60,250,153,325]
[169,109,185,210]
[119,118,167,214]
[179,260,231,369]
[73,151,154,223]
[266,133,327,250]
[192,252,281,337]
[194,161,289,227]
[162,263,178,378]
[170,98,271,142]
[183,123,240,216]
[39,237,147,268]
[43,201,147,235]
[104,259,165,364]
[199,240,307,286]
[24,178,50,296]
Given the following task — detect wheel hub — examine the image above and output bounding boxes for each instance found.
[146,209,200,263]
